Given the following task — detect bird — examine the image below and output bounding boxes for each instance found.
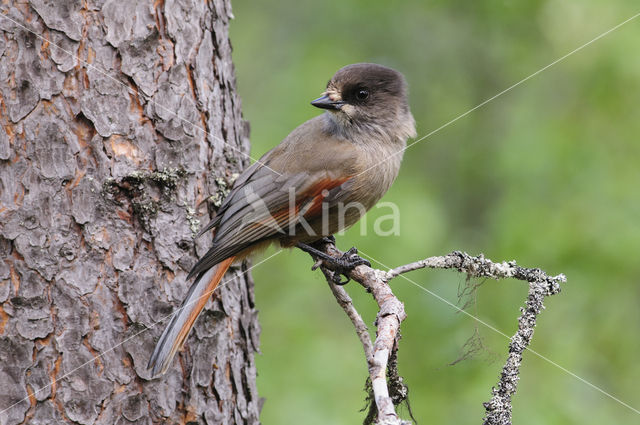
[148,63,416,376]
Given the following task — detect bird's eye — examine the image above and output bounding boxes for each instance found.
[356,89,369,101]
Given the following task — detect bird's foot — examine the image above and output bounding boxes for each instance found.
[328,247,371,285]
[297,241,370,285]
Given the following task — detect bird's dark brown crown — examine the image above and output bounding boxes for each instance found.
[328,63,408,105]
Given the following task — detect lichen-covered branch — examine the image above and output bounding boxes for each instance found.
[309,243,410,425]
[307,247,564,425]
[387,251,564,425]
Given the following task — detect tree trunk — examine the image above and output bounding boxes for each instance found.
[0,1,261,424]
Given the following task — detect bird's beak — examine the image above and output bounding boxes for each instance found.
[311,95,344,110]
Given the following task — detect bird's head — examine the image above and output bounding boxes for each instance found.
[311,63,416,141]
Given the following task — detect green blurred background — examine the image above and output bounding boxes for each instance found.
[228,1,640,424]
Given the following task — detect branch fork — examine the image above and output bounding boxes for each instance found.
[306,245,565,425]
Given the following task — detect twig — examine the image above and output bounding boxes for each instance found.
[306,247,565,425]
[320,267,374,363]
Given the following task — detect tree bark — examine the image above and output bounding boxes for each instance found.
[0,1,261,424]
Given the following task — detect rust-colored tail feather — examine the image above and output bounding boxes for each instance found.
[148,257,235,376]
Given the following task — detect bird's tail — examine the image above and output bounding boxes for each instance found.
[148,256,235,376]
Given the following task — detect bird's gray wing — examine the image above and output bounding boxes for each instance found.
[187,165,351,279]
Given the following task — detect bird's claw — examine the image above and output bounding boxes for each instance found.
[329,247,371,285]
[297,240,370,285]
[311,259,324,271]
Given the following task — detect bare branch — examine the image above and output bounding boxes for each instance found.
[312,243,410,425]
[320,267,374,363]
[386,251,565,424]
[304,247,565,425]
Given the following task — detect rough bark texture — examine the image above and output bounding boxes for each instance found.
[0,1,261,424]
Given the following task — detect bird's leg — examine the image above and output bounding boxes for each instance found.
[296,239,371,285]
[318,235,336,245]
